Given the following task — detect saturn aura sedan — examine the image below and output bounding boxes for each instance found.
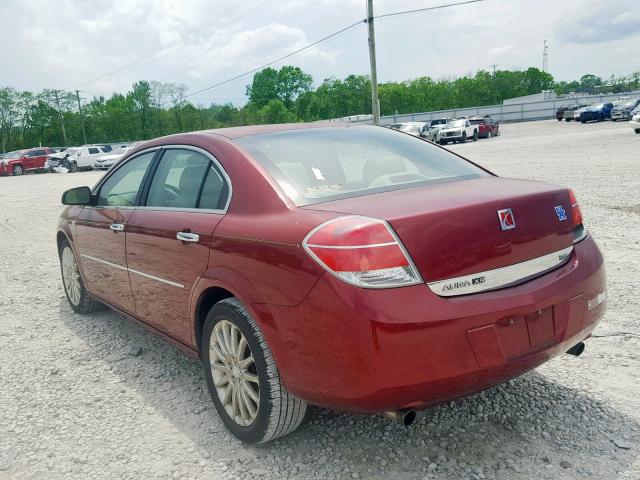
[57,123,606,443]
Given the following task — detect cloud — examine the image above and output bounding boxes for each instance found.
[487,45,515,57]
[555,0,640,44]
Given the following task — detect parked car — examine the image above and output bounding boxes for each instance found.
[468,116,500,138]
[424,118,449,142]
[563,104,589,122]
[46,145,109,171]
[436,119,479,144]
[611,99,640,121]
[630,106,640,134]
[0,147,53,176]
[555,106,568,121]
[55,124,607,443]
[573,106,590,122]
[94,145,136,170]
[579,103,614,123]
[389,122,428,137]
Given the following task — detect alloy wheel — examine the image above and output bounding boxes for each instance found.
[209,319,260,426]
[61,247,81,306]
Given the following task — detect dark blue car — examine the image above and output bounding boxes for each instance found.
[580,103,613,123]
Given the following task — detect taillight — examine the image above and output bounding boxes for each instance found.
[303,216,422,288]
[568,189,587,243]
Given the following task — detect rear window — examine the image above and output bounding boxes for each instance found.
[235,126,490,206]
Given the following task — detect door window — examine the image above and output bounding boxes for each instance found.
[96,152,155,207]
[88,147,100,154]
[146,149,229,210]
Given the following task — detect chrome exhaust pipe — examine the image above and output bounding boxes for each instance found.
[382,409,417,426]
[566,342,585,357]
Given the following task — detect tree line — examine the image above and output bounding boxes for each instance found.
[1,67,639,152]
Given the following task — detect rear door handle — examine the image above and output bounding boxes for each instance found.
[110,223,124,231]
[176,231,199,243]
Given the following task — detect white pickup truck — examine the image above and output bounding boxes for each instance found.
[435,119,479,144]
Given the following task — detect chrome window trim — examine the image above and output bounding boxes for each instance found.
[427,246,574,297]
[80,253,184,289]
[90,144,232,214]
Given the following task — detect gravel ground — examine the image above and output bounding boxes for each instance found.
[1,119,639,480]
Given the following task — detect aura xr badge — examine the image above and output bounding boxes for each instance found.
[497,208,515,231]
[554,205,567,221]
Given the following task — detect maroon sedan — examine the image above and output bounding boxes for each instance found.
[57,124,606,443]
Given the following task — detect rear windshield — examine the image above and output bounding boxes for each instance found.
[235,126,490,206]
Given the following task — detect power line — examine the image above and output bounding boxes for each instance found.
[66,0,266,90]
[183,18,365,100]
[375,0,489,20]
[180,0,491,101]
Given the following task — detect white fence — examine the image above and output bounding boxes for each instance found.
[335,90,640,125]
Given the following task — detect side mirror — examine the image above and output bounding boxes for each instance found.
[62,186,92,205]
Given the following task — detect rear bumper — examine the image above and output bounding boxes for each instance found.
[265,236,606,413]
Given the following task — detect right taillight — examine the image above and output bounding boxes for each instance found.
[569,189,587,243]
[302,216,423,288]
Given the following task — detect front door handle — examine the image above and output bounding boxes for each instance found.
[110,223,124,232]
[176,231,199,243]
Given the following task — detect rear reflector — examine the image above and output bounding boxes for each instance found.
[303,216,422,288]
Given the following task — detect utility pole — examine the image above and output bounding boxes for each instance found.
[542,40,548,72]
[75,90,88,145]
[53,90,68,146]
[366,0,380,125]
[491,64,498,76]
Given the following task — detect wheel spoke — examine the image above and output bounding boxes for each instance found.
[242,380,259,403]
[239,355,254,370]
[240,387,257,417]
[242,372,259,384]
[214,372,230,387]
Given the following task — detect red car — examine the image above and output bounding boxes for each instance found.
[469,116,500,138]
[57,124,606,443]
[0,147,54,176]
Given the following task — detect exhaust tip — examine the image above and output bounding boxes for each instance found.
[383,409,417,426]
[566,341,585,357]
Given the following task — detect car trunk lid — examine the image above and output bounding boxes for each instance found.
[303,177,574,288]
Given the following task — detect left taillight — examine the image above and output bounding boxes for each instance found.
[569,189,587,243]
[302,216,423,288]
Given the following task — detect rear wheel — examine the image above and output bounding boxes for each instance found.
[472,131,478,141]
[202,298,307,443]
[565,118,571,122]
[12,164,23,176]
[461,132,467,143]
[59,239,103,313]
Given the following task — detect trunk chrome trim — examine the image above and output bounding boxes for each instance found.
[426,246,574,297]
[80,254,184,289]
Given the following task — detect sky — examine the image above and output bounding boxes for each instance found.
[2,0,640,106]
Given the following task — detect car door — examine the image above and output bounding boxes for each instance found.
[125,146,230,344]
[75,150,157,313]
[25,149,43,170]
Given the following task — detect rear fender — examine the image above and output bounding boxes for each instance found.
[190,267,292,373]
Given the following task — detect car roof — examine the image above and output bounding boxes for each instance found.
[189,122,344,140]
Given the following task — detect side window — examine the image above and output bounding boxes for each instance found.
[88,147,99,154]
[97,152,155,207]
[146,149,229,210]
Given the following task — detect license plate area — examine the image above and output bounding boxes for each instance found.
[496,306,555,360]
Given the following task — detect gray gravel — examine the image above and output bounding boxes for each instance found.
[1,119,639,479]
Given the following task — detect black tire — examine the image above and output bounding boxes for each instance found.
[565,118,571,122]
[557,117,562,121]
[461,132,467,143]
[58,238,104,314]
[635,129,640,134]
[12,164,24,176]
[202,298,307,443]
[487,131,492,139]
[472,130,478,141]
[580,120,586,124]
[69,161,78,173]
